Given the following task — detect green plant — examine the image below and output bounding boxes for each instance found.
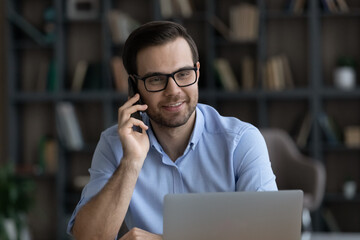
[336,56,356,68]
[0,163,34,240]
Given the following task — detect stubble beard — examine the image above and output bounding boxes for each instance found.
[146,96,198,128]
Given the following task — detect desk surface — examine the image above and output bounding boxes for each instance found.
[307,232,360,240]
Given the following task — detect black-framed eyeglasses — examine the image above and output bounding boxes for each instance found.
[131,65,198,92]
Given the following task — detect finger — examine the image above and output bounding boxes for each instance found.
[118,93,141,115]
[118,227,141,240]
[129,118,149,132]
[118,104,148,125]
[125,93,141,107]
[119,103,148,119]
[118,117,148,135]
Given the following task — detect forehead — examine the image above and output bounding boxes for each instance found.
[136,37,193,75]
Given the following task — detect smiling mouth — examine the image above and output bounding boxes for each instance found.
[166,102,182,107]
[162,101,184,111]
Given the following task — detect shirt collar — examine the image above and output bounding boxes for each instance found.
[141,113,162,153]
[188,105,204,150]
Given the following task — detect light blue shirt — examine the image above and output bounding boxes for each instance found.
[67,103,277,235]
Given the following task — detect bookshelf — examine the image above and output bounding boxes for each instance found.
[0,0,5,164]
[4,0,360,238]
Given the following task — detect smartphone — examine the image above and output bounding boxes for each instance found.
[128,77,143,132]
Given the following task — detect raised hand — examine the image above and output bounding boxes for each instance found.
[117,93,150,167]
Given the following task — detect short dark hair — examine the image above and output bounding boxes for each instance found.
[122,21,199,75]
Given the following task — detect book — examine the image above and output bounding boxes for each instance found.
[214,58,239,91]
[111,57,128,93]
[325,0,339,12]
[322,208,341,232]
[295,112,312,148]
[344,125,360,148]
[230,3,259,42]
[264,59,274,90]
[56,102,84,151]
[241,56,255,90]
[280,54,295,89]
[272,56,285,90]
[265,57,282,90]
[71,60,88,92]
[159,0,193,18]
[44,138,58,174]
[229,4,243,40]
[107,10,140,44]
[317,112,341,145]
[174,0,193,18]
[336,0,349,12]
[209,15,231,40]
[159,0,174,19]
[264,54,295,91]
[38,136,59,174]
[293,0,306,14]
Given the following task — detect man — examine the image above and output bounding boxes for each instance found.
[68,21,277,240]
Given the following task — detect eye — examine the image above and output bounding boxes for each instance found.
[176,70,192,79]
[147,75,166,85]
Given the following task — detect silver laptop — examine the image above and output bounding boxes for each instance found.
[163,190,303,240]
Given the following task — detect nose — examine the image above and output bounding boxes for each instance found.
[164,76,181,95]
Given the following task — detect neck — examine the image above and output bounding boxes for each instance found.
[151,111,196,162]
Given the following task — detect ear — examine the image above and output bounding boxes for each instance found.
[196,61,200,80]
[128,76,139,97]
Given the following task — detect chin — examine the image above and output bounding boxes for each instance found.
[148,104,196,129]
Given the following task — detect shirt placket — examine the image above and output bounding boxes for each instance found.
[172,165,184,194]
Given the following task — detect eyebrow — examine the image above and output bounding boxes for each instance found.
[140,65,195,79]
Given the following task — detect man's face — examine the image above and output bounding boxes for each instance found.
[136,37,200,128]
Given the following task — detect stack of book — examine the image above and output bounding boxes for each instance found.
[214,57,256,91]
[263,54,294,91]
[229,3,259,42]
[214,58,239,91]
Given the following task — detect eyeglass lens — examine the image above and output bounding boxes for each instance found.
[145,69,196,91]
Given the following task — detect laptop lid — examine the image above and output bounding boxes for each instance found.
[163,190,303,240]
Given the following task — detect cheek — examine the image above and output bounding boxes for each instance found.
[139,91,159,108]
[139,92,151,106]
[188,84,199,98]
[138,84,151,103]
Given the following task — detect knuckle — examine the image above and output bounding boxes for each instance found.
[128,228,141,238]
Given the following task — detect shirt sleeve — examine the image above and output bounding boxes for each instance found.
[67,129,121,235]
[233,127,278,192]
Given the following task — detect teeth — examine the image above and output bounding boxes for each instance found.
[168,102,182,107]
